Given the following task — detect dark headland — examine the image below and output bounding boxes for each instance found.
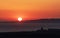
[22,18,60,23]
[0,18,60,23]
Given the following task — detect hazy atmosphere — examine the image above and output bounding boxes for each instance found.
[0,0,60,32]
[0,0,60,21]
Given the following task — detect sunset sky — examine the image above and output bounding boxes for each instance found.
[0,0,60,21]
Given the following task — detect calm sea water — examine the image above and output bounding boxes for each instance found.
[0,23,60,32]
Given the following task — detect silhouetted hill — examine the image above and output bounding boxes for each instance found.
[0,19,60,23]
[22,19,60,23]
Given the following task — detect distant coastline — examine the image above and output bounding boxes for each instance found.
[0,19,60,23]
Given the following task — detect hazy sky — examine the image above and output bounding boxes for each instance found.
[0,0,60,21]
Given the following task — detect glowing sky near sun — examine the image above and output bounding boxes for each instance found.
[0,0,60,21]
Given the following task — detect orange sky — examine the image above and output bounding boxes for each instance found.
[0,0,60,21]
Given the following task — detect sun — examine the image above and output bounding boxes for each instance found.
[18,17,22,21]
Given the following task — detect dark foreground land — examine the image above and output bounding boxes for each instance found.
[0,29,60,38]
[0,19,60,38]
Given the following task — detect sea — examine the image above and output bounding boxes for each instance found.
[0,23,60,32]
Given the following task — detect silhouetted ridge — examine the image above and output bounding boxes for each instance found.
[0,19,60,23]
[22,19,60,23]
